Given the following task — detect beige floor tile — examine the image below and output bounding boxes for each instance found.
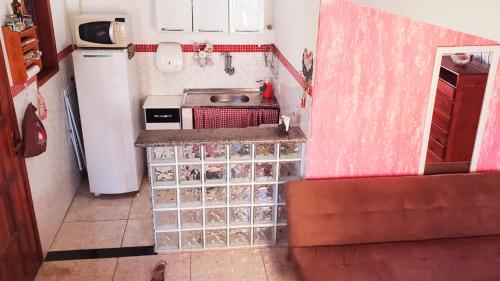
[64,183,134,222]
[261,247,298,281]
[122,219,154,247]
[51,221,127,251]
[135,177,150,200]
[113,253,190,281]
[191,249,267,281]
[129,194,152,220]
[129,178,152,220]
[35,258,117,281]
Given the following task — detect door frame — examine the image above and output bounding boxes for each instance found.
[418,45,500,175]
[0,33,44,277]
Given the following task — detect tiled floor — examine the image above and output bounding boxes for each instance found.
[44,177,297,280]
[36,247,297,281]
[50,178,153,251]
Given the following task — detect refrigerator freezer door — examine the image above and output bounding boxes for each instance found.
[72,49,143,194]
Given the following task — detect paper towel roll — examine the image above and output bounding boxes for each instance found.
[156,43,183,73]
[26,65,41,80]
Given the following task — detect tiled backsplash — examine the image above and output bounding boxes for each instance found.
[136,44,272,53]
[274,58,311,135]
[134,44,312,146]
[137,52,271,96]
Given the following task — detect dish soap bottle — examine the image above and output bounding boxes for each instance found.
[258,78,273,99]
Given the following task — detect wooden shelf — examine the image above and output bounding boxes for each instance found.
[21,39,39,53]
[2,26,43,85]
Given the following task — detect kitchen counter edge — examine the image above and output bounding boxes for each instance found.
[135,127,307,147]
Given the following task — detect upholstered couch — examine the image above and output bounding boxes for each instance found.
[286,172,500,281]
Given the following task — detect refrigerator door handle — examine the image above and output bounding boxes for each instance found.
[83,54,113,58]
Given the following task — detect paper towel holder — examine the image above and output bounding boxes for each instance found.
[156,42,183,73]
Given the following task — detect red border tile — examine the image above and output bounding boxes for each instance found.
[135,44,158,52]
[57,44,75,62]
[135,44,273,53]
[273,46,313,96]
[135,43,308,95]
[11,44,311,98]
[10,76,37,97]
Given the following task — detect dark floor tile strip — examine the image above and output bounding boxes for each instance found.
[45,246,156,261]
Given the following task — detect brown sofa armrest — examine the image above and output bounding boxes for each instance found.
[285,173,500,248]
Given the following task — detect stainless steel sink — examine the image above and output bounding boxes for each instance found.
[210,94,250,103]
[182,88,279,108]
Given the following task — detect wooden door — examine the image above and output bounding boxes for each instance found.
[0,38,43,280]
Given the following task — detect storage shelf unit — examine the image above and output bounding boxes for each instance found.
[426,56,489,165]
[2,26,42,85]
[147,142,303,252]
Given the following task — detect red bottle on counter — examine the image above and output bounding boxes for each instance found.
[262,82,273,99]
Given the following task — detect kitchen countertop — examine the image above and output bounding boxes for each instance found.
[135,127,306,147]
[181,88,280,109]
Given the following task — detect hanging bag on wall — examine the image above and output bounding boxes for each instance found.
[22,103,47,158]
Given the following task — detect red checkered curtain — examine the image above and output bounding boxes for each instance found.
[193,108,279,129]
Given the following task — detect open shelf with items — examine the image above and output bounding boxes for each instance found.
[2,26,42,85]
[147,141,304,252]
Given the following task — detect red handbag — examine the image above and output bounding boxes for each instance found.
[22,103,47,158]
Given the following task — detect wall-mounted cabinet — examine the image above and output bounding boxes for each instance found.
[193,0,228,33]
[156,0,267,34]
[156,0,193,32]
[230,0,264,33]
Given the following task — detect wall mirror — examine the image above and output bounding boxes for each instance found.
[419,46,500,175]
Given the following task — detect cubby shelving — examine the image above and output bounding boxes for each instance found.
[147,142,304,252]
[2,26,42,85]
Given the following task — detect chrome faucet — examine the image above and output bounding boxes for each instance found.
[221,52,235,76]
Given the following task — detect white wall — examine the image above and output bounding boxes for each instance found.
[12,57,81,256]
[351,0,500,42]
[272,0,319,136]
[66,0,275,44]
[51,0,74,51]
[274,0,320,70]
[0,0,81,255]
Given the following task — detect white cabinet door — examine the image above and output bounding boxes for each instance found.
[193,0,229,33]
[230,0,264,33]
[156,0,193,32]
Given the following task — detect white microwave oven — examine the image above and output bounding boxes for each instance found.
[74,14,131,48]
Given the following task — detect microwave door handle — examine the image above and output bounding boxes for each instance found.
[109,22,116,44]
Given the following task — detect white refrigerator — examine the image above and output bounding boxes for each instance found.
[73,49,143,195]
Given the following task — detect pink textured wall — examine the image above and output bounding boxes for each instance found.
[306,0,499,178]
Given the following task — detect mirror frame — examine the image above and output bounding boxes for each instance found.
[418,45,500,175]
